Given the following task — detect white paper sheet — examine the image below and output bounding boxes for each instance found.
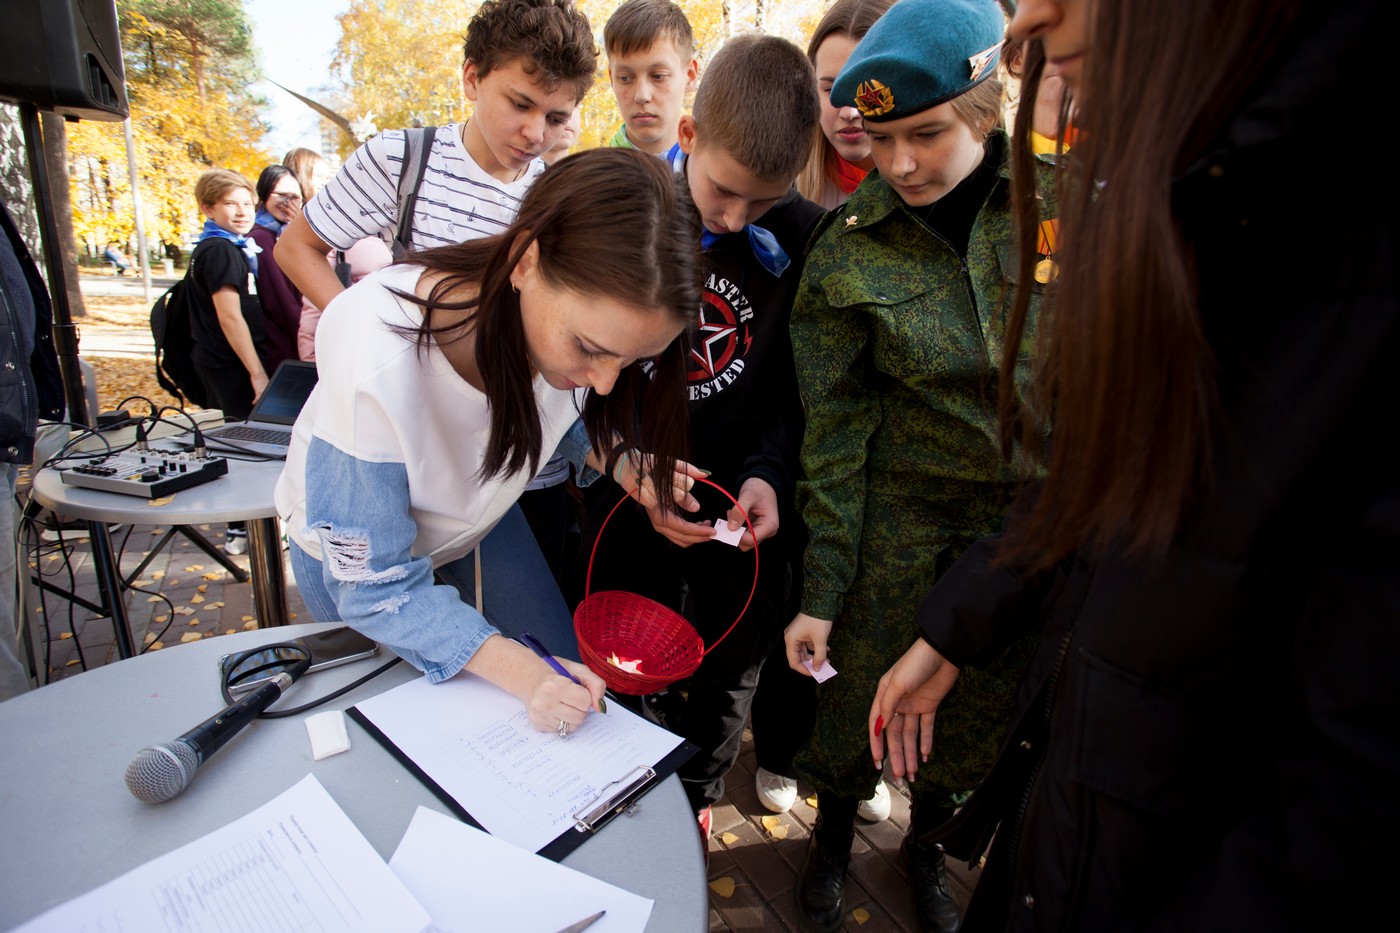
[352,672,684,854]
[390,807,653,933]
[13,774,430,933]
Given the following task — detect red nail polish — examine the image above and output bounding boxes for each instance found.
[874,715,883,738]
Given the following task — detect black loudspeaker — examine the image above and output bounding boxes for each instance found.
[0,0,127,122]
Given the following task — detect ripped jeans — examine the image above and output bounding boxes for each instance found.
[289,504,581,680]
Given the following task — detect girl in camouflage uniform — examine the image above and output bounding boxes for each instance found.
[782,1,1056,930]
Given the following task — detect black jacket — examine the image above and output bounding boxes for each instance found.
[1,200,63,465]
[916,3,1400,929]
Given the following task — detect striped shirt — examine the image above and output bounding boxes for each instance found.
[301,123,546,253]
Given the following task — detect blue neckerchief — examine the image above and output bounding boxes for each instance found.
[675,152,790,277]
[199,219,261,274]
[699,225,790,278]
[254,207,284,236]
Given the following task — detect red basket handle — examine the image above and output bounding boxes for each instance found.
[584,475,759,661]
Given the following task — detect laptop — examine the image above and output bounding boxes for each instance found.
[200,360,318,457]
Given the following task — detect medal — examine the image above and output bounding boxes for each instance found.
[1034,258,1058,284]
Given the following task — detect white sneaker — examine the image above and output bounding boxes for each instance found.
[755,766,798,813]
[224,529,248,555]
[857,780,891,823]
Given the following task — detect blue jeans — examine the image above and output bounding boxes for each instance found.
[289,503,581,671]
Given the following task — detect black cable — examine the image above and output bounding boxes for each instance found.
[217,642,404,717]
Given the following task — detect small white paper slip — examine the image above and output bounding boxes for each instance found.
[712,517,745,547]
[803,658,839,683]
[306,709,351,760]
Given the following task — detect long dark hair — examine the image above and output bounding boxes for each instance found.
[393,147,700,514]
[999,0,1304,570]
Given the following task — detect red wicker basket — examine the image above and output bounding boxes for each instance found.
[575,477,758,695]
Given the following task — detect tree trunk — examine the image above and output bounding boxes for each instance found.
[40,111,86,317]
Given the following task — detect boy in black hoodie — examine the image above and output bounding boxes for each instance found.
[571,33,823,838]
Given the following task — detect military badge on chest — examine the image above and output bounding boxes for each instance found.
[689,273,755,400]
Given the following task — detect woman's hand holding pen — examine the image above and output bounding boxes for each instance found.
[465,635,607,734]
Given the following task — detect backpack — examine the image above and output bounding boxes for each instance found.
[390,125,435,260]
[150,265,209,409]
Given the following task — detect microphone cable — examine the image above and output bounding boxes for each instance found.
[218,641,404,718]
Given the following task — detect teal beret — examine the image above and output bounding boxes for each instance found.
[832,0,1006,123]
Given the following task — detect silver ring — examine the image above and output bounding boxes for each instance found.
[557,719,570,739]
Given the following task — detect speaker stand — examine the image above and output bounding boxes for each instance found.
[19,101,90,427]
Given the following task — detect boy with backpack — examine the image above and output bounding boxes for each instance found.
[275,0,597,313]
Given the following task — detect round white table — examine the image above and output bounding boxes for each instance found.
[29,451,291,658]
[0,623,707,931]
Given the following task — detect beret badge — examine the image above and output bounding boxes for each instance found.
[854,79,895,118]
[967,43,1000,82]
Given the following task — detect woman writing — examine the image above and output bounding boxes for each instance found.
[275,148,703,733]
[871,0,1396,928]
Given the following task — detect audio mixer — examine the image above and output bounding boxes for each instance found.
[58,451,229,498]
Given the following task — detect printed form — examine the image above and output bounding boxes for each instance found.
[352,673,684,854]
[13,774,430,933]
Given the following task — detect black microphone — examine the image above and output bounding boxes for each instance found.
[124,671,292,803]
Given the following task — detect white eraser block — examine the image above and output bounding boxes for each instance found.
[712,518,745,547]
[803,658,839,683]
[305,710,351,760]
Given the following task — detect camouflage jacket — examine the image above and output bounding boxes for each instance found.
[792,130,1055,620]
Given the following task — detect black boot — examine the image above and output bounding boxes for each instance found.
[797,794,859,932]
[901,835,963,932]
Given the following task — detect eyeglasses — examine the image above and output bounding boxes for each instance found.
[273,192,304,204]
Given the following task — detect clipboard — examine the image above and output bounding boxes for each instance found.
[347,678,698,862]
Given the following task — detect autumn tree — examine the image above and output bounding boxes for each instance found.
[65,0,273,258]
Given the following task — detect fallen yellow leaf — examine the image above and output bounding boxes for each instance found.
[853,907,870,925]
[225,629,236,636]
[65,659,80,666]
[241,615,254,622]
[197,584,208,593]
[183,565,204,572]
[806,795,819,809]
[205,601,224,610]
[179,632,202,642]
[147,596,162,603]
[152,570,164,579]
[769,824,789,839]
[148,641,164,650]
[153,615,168,623]
[165,579,179,586]
[719,832,739,845]
[144,632,156,644]
[147,496,174,507]
[290,612,297,619]
[202,572,221,581]
[760,815,782,831]
[132,579,152,587]
[59,632,72,640]
[741,728,753,743]
[190,594,204,604]
[708,877,736,898]
[243,620,258,630]
[173,606,195,616]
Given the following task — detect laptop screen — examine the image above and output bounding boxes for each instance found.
[248,361,318,425]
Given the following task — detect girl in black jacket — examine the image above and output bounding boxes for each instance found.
[870,0,1399,929]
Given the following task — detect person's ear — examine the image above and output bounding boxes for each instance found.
[198,203,214,221]
[462,59,481,102]
[685,58,699,92]
[509,236,539,293]
[677,114,698,155]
